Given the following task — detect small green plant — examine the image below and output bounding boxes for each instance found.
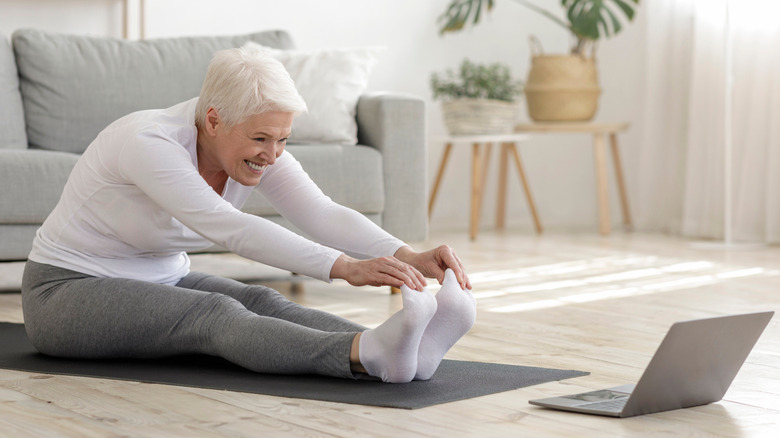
[430,59,523,102]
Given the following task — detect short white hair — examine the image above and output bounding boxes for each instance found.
[195,44,307,130]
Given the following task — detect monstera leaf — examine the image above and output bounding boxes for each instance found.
[438,0,639,55]
[565,0,638,40]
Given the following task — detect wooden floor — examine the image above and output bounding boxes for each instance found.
[1,230,779,437]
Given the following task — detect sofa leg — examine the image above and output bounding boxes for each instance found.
[390,286,401,295]
[290,272,304,295]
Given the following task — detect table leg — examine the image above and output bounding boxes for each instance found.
[478,142,493,219]
[508,143,543,234]
[469,143,492,240]
[593,133,611,235]
[428,142,453,218]
[496,143,509,230]
[609,133,633,229]
[121,0,129,38]
[470,143,481,240]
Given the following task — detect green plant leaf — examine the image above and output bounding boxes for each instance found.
[474,0,496,24]
[602,4,622,36]
[438,0,639,52]
[468,0,477,26]
[564,0,637,41]
[438,0,495,34]
[430,59,523,102]
[568,0,601,40]
[611,0,637,21]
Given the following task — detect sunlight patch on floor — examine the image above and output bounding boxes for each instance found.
[478,260,721,297]
[469,256,662,282]
[476,255,769,313]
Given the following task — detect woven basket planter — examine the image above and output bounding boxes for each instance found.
[441,98,520,135]
[525,54,601,122]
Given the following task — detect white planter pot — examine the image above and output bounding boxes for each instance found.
[441,98,520,135]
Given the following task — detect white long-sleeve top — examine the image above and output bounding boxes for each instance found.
[28,98,405,285]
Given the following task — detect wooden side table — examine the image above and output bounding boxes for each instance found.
[514,122,632,235]
[428,133,542,240]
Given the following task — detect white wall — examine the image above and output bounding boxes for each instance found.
[0,0,647,235]
[0,0,125,38]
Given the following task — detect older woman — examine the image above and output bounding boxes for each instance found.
[21,46,475,383]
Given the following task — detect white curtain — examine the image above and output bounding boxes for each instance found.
[638,0,780,243]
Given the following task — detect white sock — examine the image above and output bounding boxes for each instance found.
[358,285,437,383]
[415,268,477,380]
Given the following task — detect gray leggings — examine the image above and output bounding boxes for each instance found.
[21,261,364,378]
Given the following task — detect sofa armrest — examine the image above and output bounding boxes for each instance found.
[356,92,427,242]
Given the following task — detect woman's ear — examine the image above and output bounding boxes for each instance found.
[204,107,221,135]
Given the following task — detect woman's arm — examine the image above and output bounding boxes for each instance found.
[118,134,342,282]
[118,135,431,290]
[259,151,470,289]
[256,151,405,259]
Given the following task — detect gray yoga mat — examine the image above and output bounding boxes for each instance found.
[0,323,588,409]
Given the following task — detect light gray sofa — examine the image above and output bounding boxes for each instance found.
[0,29,427,261]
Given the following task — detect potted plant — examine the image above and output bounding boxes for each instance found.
[438,0,640,121]
[431,58,523,135]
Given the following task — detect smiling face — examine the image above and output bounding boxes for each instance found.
[197,108,294,188]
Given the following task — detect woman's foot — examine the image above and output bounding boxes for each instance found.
[357,286,437,383]
[415,268,476,380]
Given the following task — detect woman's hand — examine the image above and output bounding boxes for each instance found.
[394,245,471,290]
[330,254,427,291]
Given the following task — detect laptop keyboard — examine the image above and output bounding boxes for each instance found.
[580,398,628,411]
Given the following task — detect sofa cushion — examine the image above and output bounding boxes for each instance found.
[241,144,384,216]
[244,42,381,146]
[0,33,27,150]
[0,149,79,223]
[0,225,42,261]
[12,29,295,154]
[0,145,383,224]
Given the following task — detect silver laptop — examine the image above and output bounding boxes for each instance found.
[529,311,774,418]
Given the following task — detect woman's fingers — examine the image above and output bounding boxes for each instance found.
[433,245,471,290]
[394,245,471,290]
[332,250,468,291]
[333,255,426,291]
[403,259,427,289]
[375,257,426,291]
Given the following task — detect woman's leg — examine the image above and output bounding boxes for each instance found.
[175,272,365,333]
[21,261,356,378]
[175,272,444,382]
